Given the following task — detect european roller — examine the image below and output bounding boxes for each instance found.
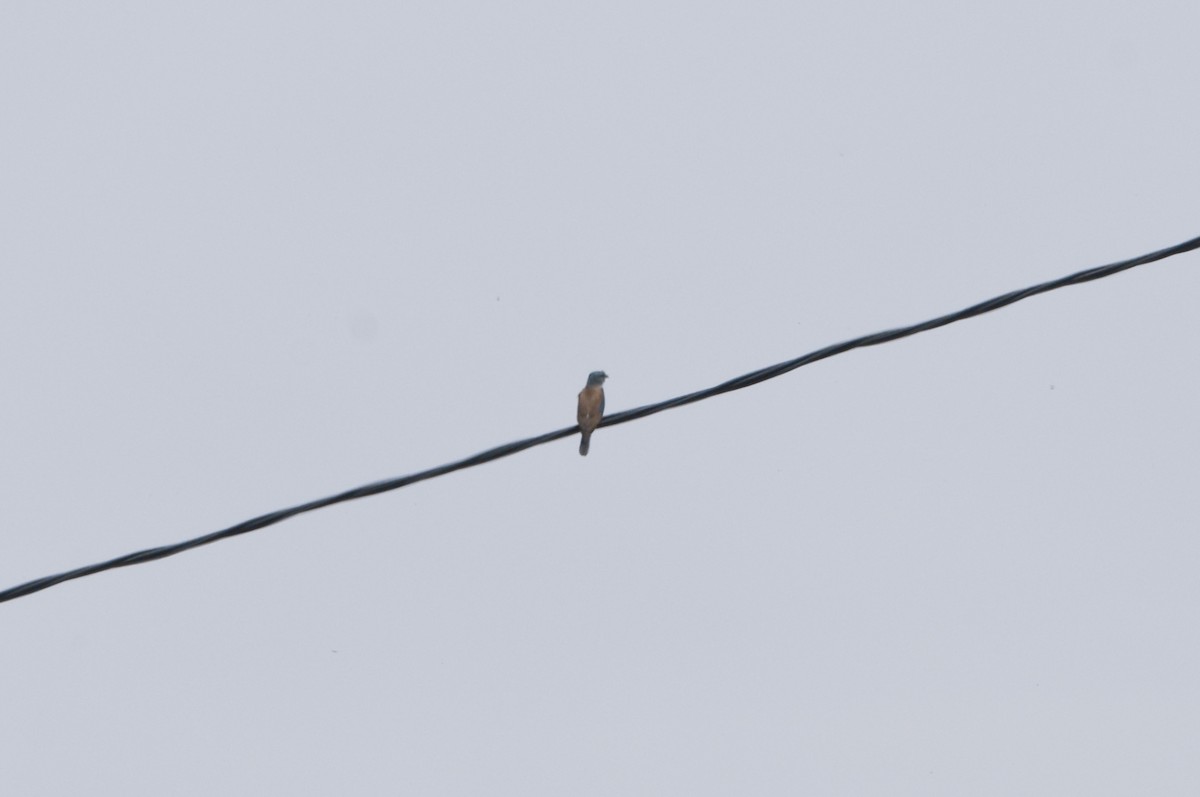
[576,371,608,456]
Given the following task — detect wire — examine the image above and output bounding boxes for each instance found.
[3,233,1198,604]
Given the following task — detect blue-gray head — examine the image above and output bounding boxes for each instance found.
[586,370,609,386]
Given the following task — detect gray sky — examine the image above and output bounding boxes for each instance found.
[3,2,1199,794]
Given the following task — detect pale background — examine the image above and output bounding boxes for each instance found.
[2,2,1198,795]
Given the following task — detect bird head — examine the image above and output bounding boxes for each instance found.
[587,371,609,386]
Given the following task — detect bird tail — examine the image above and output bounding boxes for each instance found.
[579,430,591,456]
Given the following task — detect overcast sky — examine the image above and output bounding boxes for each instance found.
[3,2,1199,795]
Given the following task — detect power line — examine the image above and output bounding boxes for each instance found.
[3,233,1198,605]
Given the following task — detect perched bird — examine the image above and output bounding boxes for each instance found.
[576,371,608,456]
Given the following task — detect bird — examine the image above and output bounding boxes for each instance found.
[576,371,608,456]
